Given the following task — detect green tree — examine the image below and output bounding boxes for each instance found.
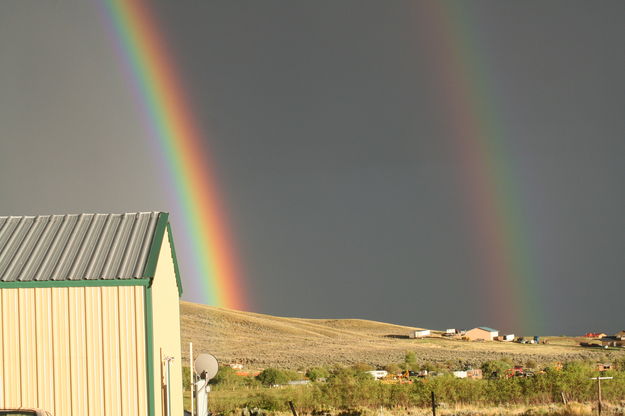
[306,367,330,381]
[481,360,511,379]
[256,368,290,386]
[210,365,245,387]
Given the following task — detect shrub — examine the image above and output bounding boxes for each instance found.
[306,366,331,381]
[256,368,292,386]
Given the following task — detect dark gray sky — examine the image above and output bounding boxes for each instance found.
[1,1,623,335]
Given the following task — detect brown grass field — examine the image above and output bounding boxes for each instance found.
[180,301,624,370]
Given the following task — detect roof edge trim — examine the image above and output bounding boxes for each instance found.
[166,223,183,297]
[142,212,169,282]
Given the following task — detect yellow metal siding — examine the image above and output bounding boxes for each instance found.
[85,286,105,416]
[52,287,71,416]
[35,288,55,412]
[68,287,87,415]
[150,232,183,416]
[135,286,148,414]
[0,286,147,416]
[18,289,37,405]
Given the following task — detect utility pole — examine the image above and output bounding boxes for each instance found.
[431,391,436,416]
[590,376,613,415]
[190,342,194,416]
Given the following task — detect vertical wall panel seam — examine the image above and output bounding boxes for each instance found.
[98,287,104,416]
[99,287,107,416]
[117,286,124,415]
[33,289,39,408]
[67,287,74,416]
[17,289,23,406]
[50,288,57,416]
[83,287,90,414]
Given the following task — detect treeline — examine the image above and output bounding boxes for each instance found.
[200,360,625,414]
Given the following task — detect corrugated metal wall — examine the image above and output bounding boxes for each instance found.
[0,286,147,416]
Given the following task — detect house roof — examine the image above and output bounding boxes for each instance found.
[477,327,498,333]
[0,212,171,284]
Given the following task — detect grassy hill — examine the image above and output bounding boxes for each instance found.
[180,301,623,370]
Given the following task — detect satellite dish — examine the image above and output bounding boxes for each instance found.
[194,353,219,380]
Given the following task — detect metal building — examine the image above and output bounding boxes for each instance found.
[0,212,183,416]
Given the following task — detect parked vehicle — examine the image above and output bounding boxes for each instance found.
[0,410,53,416]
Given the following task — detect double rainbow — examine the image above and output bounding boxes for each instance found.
[100,0,246,309]
[416,2,540,334]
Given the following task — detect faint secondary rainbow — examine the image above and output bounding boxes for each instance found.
[416,2,541,334]
[100,0,246,309]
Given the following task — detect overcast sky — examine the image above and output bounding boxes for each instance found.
[1,1,623,335]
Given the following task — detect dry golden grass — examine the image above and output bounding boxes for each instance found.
[180,301,624,370]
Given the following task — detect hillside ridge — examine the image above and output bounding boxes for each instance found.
[180,301,619,370]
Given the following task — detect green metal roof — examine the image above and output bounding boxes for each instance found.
[478,327,498,333]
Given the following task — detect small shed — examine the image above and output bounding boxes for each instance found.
[465,327,499,341]
[409,329,431,339]
[0,212,183,416]
[601,337,625,347]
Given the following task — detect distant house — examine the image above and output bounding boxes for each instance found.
[453,369,482,379]
[366,370,388,380]
[601,331,625,347]
[409,329,431,339]
[584,332,607,338]
[465,327,499,341]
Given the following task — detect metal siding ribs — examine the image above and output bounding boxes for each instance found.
[0,212,162,282]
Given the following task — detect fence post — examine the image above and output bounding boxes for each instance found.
[431,391,436,416]
[597,377,602,416]
[288,400,298,416]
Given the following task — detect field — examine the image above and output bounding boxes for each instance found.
[180,301,624,370]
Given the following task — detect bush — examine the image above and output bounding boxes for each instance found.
[256,368,293,386]
[481,360,512,379]
[206,359,625,413]
[210,365,246,387]
[306,367,330,381]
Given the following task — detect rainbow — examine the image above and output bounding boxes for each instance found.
[415,2,540,334]
[99,0,246,309]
